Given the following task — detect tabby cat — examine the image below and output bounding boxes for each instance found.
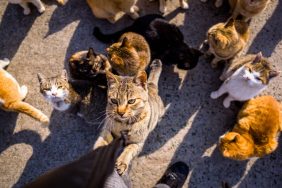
[149,0,189,13]
[8,0,66,15]
[94,14,202,70]
[229,0,270,21]
[211,52,279,108]
[0,59,49,123]
[219,96,282,160]
[69,47,111,80]
[94,59,164,175]
[202,18,250,68]
[107,32,151,76]
[86,0,139,23]
[37,69,107,124]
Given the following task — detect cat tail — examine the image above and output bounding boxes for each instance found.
[93,27,127,43]
[8,101,49,124]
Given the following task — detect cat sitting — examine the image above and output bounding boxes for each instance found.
[0,58,49,123]
[106,32,151,76]
[201,18,250,68]
[37,69,107,124]
[94,59,165,175]
[94,14,202,70]
[211,52,279,108]
[69,47,111,80]
[219,96,282,160]
[8,0,66,15]
[149,0,189,13]
[86,0,139,24]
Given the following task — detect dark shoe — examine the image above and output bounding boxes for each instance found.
[157,161,189,188]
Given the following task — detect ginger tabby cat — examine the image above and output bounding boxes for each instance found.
[94,59,164,175]
[107,32,151,76]
[0,59,49,123]
[219,96,282,160]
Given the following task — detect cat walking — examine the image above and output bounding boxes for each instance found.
[0,59,49,123]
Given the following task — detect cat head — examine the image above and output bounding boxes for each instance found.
[106,70,148,124]
[37,69,70,103]
[208,18,239,50]
[106,37,139,68]
[219,132,254,160]
[171,45,203,70]
[69,48,107,79]
[241,52,279,86]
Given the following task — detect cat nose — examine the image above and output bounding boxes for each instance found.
[52,92,57,96]
[118,111,125,117]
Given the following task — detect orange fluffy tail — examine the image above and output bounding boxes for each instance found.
[8,101,49,123]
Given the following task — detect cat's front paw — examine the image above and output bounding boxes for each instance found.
[23,8,31,15]
[223,99,231,108]
[181,1,189,9]
[210,91,218,99]
[38,6,46,13]
[40,115,50,125]
[116,156,129,175]
[151,59,162,69]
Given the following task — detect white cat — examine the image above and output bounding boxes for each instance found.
[149,0,189,14]
[210,53,279,108]
[8,0,66,15]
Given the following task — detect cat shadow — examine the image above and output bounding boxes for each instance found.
[247,1,282,56]
[11,110,99,187]
[0,4,40,60]
[239,136,282,188]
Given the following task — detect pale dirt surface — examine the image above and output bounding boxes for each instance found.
[0,0,281,188]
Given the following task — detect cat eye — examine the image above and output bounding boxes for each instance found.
[57,86,63,89]
[111,99,118,104]
[255,76,261,81]
[128,99,136,104]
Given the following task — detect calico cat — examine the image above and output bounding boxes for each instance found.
[94,14,202,70]
[149,0,189,13]
[211,52,279,108]
[202,18,250,68]
[69,47,111,80]
[37,69,107,124]
[106,32,151,76]
[219,96,282,160]
[0,59,49,123]
[94,59,165,175]
[86,0,139,23]
[229,0,270,21]
[8,0,66,15]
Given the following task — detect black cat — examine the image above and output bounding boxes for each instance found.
[93,14,202,70]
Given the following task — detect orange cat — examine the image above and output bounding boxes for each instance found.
[0,59,49,123]
[219,96,282,160]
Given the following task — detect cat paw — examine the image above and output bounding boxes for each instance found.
[210,91,218,99]
[133,5,139,12]
[116,158,128,175]
[223,99,231,108]
[38,6,46,13]
[215,0,223,8]
[23,8,31,15]
[20,85,28,100]
[129,12,139,20]
[151,59,162,69]
[40,115,50,125]
[159,6,167,14]
[181,1,189,9]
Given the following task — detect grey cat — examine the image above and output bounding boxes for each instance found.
[37,69,107,125]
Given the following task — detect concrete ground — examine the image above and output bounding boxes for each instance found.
[0,0,281,187]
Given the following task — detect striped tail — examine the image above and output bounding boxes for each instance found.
[8,101,49,124]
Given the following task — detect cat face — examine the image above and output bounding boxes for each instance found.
[37,70,69,103]
[219,132,254,160]
[242,53,279,86]
[208,18,238,50]
[69,48,105,79]
[106,71,148,124]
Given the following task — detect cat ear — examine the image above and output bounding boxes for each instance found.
[37,73,45,84]
[224,18,235,28]
[106,71,119,87]
[61,69,68,81]
[121,37,130,47]
[133,71,147,90]
[87,47,96,58]
[269,70,279,79]
[252,52,263,64]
